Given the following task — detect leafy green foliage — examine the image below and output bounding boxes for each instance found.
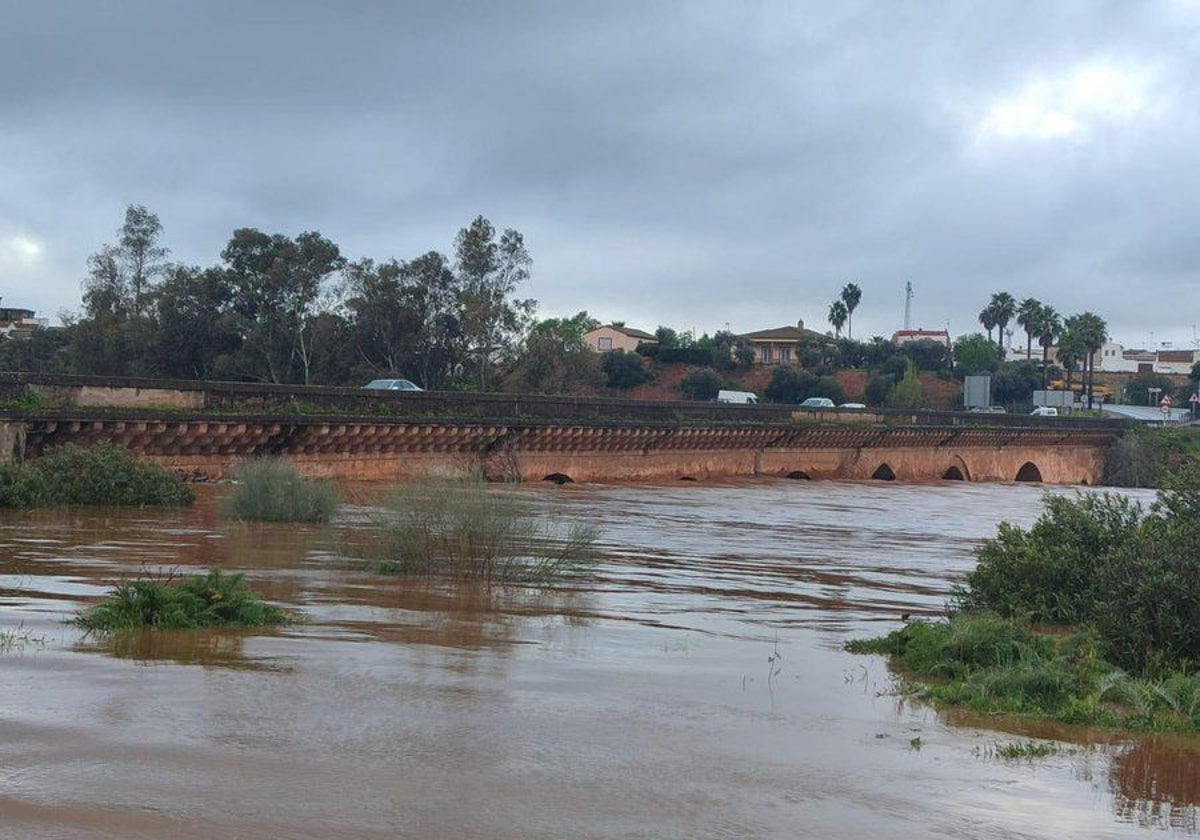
[990,361,1041,407]
[962,467,1200,674]
[678,368,723,401]
[0,444,193,509]
[962,493,1143,624]
[953,333,1002,375]
[74,569,290,632]
[361,479,598,584]
[863,373,895,406]
[220,459,339,523]
[888,360,923,408]
[848,613,1200,732]
[601,349,652,389]
[764,367,844,404]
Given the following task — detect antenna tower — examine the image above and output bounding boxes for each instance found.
[903,282,913,330]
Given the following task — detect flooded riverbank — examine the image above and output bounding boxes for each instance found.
[1,480,1194,838]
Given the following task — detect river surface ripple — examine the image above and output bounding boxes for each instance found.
[0,480,1194,839]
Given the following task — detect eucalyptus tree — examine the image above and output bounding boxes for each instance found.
[453,216,535,390]
[828,299,848,338]
[840,283,862,339]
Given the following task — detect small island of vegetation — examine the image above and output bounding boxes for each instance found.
[0,443,194,508]
[848,465,1200,733]
[74,569,290,633]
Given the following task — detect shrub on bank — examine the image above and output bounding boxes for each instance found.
[850,464,1200,730]
[0,444,193,508]
[74,569,290,632]
[361,478,598,584]
[847,613,1200,732]
[220,459,339,523]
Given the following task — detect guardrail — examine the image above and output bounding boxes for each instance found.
[0,371,1126,431]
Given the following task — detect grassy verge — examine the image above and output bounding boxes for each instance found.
[0,443,194,508]
[219,458,339,523]
[849,613,1200,733]
[73,569,290,632]
[358,478,598,584]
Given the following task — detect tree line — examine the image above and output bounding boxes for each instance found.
[3,206,536,390]
[976,292,1108,405]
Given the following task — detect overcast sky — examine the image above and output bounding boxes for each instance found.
[2,1,1198,348]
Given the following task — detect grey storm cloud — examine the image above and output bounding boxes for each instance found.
[2,0,1198,346]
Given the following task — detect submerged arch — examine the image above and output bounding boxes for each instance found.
[543,472,573,485]
[942,466,965,481]
[871,463,896,481]
[786,470,810,480]
[1015,462,1043,483]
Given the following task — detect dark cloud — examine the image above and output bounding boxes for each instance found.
[2,1,1197,345]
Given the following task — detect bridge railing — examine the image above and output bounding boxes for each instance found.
[0,372,1126,431]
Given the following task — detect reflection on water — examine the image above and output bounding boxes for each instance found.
[0,479,1195,839]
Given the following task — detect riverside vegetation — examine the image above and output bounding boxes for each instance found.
[360,478,598,585]
[74,570,290,632]
[848,465,1200,733]
[219,458,339,523]
[0,443,193,508]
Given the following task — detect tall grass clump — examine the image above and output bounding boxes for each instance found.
[73,569,290,632]
[0,443,193,508]
[362,478,598,584]
[220,459,339,523]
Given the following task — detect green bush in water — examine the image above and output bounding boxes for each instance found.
[74,569,290,632]
[364,478,598,584]
[220,458,339,523]
[847,613,1200,731]
[957,465,1200,674]
[0,444,193,508]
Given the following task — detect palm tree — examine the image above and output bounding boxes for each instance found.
[1016,297,1042,360]
[1036,305,1061,388]
[978,305,998,346]
[1058,317,1086,391]
[989,292,1017,354]
[1072,311,1108,408]
[828,300,848,338]
[840,283,862,340]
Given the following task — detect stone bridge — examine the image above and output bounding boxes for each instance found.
[1,412,1117,485]
[0,374,1123,484]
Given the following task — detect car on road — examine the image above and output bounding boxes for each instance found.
[838,402,867,409]
[362,378,424,392]
[1030,406,1058,417]
[799,397,836,408]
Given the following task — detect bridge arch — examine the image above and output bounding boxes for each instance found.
[543,472,573,485]
[942,456,971,482]
[786,470,810,480]
[871,463,896,481]
[1015,462,1043,483]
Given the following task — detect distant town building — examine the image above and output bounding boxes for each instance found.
[739,320,832,365]
[583,324,657,353]
[0,306,46,340]
[891,328,951,349]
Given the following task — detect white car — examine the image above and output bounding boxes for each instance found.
[1030,406,1058,417]
[363,378,424,392]
[839,402,867,409]
[799,397,836,408]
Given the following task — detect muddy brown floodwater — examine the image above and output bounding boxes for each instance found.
[1,480,1196,839]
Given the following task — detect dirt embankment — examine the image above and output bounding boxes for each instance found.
[609,361,961,408]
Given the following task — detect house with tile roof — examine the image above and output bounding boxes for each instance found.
[584,324,657,353]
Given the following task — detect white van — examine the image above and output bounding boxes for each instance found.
[716,390,758,404]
